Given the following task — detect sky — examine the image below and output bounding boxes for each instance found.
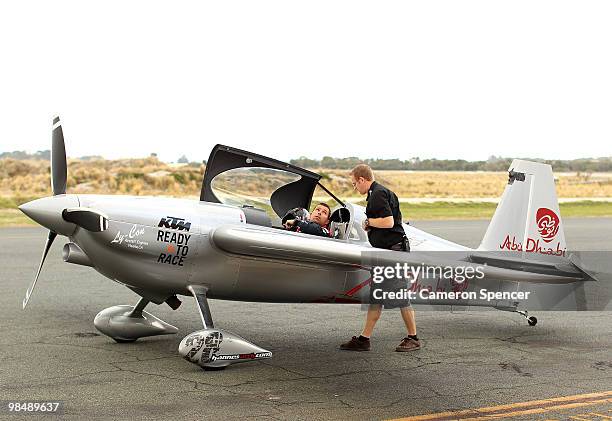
[0,1,610,163]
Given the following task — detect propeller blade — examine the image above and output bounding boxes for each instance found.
[62,208,109,232]
[51,116,67,195]
[23,231,57,309]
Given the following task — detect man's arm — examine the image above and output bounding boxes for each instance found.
[294,220,330,237]
[366,216,394,229]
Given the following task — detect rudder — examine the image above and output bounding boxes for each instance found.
[479,160,567,258]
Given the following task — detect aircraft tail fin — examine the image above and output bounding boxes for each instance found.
[478,160,567,258]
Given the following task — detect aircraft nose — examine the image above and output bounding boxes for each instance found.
[19,194,80,236]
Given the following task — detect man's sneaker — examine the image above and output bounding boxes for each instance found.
[339,336,370,351]
[395,337,421,352]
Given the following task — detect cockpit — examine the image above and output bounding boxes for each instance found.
[200,145,366,242]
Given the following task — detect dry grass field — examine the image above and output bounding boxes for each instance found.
[2,158,612,198]
[1,158,611,226]
[320,169,612,199]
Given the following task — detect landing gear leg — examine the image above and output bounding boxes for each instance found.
[112,298,150,342]
[515,310,538,326]
[178,285,272,369]
[127,297,149,317]
[188,285,214,329]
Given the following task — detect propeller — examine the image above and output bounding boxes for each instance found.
[51,116,67,196]
[23,116,68,309]
[22,117,109,309]
[23,229,58,309]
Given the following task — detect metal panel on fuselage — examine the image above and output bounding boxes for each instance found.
[71,195,245,299]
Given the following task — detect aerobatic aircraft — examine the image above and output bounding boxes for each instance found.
[18,117,595,369]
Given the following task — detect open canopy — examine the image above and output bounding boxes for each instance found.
[200,145,326,219]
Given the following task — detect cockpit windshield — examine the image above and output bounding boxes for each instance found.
[201,145,346,227]
[211,167,301,224]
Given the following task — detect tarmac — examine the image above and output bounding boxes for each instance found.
[1,218,611,420]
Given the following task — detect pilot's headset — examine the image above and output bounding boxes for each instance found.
[282,207,310,227]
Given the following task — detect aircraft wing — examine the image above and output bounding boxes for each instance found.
[211,225,367,267]
[211,225,587,284]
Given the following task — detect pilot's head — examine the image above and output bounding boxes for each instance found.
[350,164,374,195]
[310,203,330,226]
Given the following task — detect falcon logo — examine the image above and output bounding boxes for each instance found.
[536,208,560,243]
[499,207,565,256]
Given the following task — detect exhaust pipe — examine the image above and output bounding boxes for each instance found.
[63,243,93,267]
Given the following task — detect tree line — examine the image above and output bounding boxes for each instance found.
[2,150,611,172]
[290,155,612,172]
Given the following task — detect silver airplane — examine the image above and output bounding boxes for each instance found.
[18,117,597,370]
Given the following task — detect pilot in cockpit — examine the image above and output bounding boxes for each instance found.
[282,203,331,237]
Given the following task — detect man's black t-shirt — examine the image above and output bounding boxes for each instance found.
[293,220,330,237]
[366,181,405,249]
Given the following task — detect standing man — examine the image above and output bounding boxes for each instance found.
[340,164,421,352]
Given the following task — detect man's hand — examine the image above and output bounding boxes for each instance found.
[284,219,296,229]
[362,218,370,231]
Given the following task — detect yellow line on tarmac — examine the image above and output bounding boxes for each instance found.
[393,391,612,421]
[457,398,612,420]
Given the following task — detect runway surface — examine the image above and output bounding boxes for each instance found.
[1,218,611,420]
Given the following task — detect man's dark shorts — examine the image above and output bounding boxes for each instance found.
[368,238,412,309]
[368,278,411,309]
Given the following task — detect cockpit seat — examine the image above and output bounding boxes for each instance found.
[329,207,351,239]
[241,205,272,227]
